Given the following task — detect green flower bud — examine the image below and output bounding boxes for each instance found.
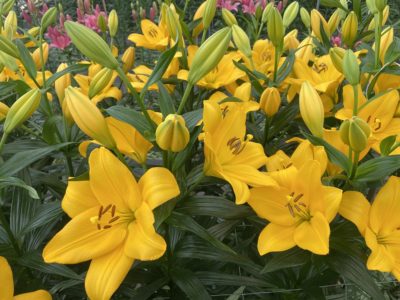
[341,11,358,47]
[41,7,57,35]
[375,0,387,12]
[267,7,284,48]
[89,68,113,99]
[3,89,41,134]
[300,7,310,29]
[1,0,15,15]
[188,27,232,85]
[108,9,118,38]
[340,117,371,152]
[65,21,119,69]
[366,0,378,14]
[232,24,252,59]
[221,8,237,26]
[329,47,345,73]
[283,1,299,28]
[97,14,107,33]
[262,2,274,23]
[343,49,360,86]
[165,4,183,46]
[156,114,190,152]
[4,10,17,39]
[203,0,217,30]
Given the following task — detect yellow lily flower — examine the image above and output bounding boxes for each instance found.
[0,256,52,300]
[200,100,277,204]
[296,36,315,63]
[339,176,400,279]
[249,160,342,255]
[374,73,400,94]
[336,87,400,154]
[43,147,180,300]
[178,46,245,89]
[243,39,276,76]
[75,64,122,105]
[79,117,153,164]
[373,27,393,65]
[128,19,169,51]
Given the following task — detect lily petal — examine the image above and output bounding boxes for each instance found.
[0,256,14,300]
[13,290,52,300]
[294,212,330,255]
[258,223,296,255]
[85,245,134,300]
[43,207,127,264]
[339,191,370,235]
[62,180,99,218]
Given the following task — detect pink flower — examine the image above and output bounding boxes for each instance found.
[22,10,32,24]
[46,26,71,50]
[277,1,283,12]
[77,4,108,32]
[217,0,240,12]
[331,35,342,47]
[242,0,257,14]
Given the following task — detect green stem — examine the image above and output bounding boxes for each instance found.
[273,47,281,83]
[352,84,359,116]
[256,23,264,40]
[0,132,9,156]
[200,29,207,45]
[374,12,382,69]
[183,0,190,17]
[350,151,360,179]
[0,205,22,256]
[116,67,156,129]
[177,83,193,114]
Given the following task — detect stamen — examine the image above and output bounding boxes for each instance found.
[98,206,103,219]
[109,216,120,223]
[293,193,304,202]
[102,204,112,215]
[103,225,112,229]
[111,205,116,217]
[286,203,295,217]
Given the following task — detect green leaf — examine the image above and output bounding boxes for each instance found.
[320,0,348,11]
[46,63,90,87]
[157,82,176,116]
[275,50,295,85]
[0,143,72,178]
[304,133,350,174]
[166,211,236,254]
[0,177,38,199]
[261,247,310,273]
[326,252,385,300]
[170,267,212,300]
[354,155,400,182]
[196,272,276,288]
[384,37,400,65]
[106,106,154,140]
[177,196,253,219]
[128,277,169,300]
[226,286,246,300]
[379,135,397,156]
[15,39,37,81]
[21,202,63,235]
[141,42,178,95]
[172,125,202,172]
[182,108,203,130]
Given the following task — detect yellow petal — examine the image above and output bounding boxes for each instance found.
[291,140,328,175]
[85,245,134,300]
[62,179,99,218]
[223,164,277,189]
[222,175,251,205]
[43,207,127,264]
[257,224,296,255]
[230,141,267,169]
[370,176,400,235]
[138,167,180,210]
[248,186,295,226]
[339,191,370,235]
[124,203,166,260]
[323,186,342,222]
[0,256,14,300]
[14,290,52,300]
[294,212,330,255]
[367,244,395,273]
[89,147,142,212]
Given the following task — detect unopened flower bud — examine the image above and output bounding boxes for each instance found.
[40,7,57,35]
[108,9,118,38]
[339,117,371,152]
[165,4,183,46]
[203,0,217,30]
[89,67,113,98]
[299,81,324,138]
[188,27,232,85]
[329,47,345,73]
[327,9,342,34]
[65,21,119,69]
[97,14,107,33]
[4,10,17,39]
[156,114,190,152]
[32,42,48,69]
[341,11,358,47]
[311,9,330,41]
[0,102,9,121]
[343,49,360,86]
[3,89,41,134]
[232,24,252,59]
[300,7,310,29]
[282,1,299,28]
[65,87,116,149]
[267,7,284,48]
[375,0,387,12]
[366,0,378,14]
[261,2,274,23]
[260,87,281,117]
[2,0,15,15]
[121,47,135,73]
[222,8,237,26]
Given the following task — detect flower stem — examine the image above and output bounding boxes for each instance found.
[352,84,359,116]
[177,83,193,115]
[0,132,9,156]
[374,12,383,69]
[350,151,360,179]
[273,47,281,83]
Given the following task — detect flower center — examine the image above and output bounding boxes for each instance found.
[90,204,132,230]
[147,28,159,39]
[313,63,328,74]
[285,192,310,220]
[227,137,246,155]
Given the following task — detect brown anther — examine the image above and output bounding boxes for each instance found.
[293,193,304,202]
[294,204,302,212]
[298,202,306,207]
[221,106,229,117]
[366,116,371,123]
[283,162,293,169]
[109,216,120,224]
[103,225,112,229]
[97,224,101,230]
[98,206,103,219]
[102,204,112,215]
[227,137,245,155]
[111,205,116,217]
[286,203,295,217]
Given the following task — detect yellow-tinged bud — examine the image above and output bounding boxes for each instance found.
[339,117,371,152]
[299,81,324,138]
[40,7,57,34]
[329,47,345,73]
[375,27,393,65]
[156,114,190,152]
[232,24,251,58]
[3,89,41,134]
[0,51,18,71]
[188,27,232,85]
[328,9,342,34]
[342,11,358,47]
[311,9,330,41]
[260,87,281,117]
[300,7,310,29]
[165,4,183,46]
[65,87,116,149]
[193,2,206,36]
[97,14,107,33]
[121,47,135,73]
[32,42,48,69]
[222,8,237,26]
[367,5,389,32]
[375,0,387,12]
[0,34,19,58]
[55,63,70,102]
[4,10,17,39]
[366,0,378,14]
[283,1,299,28]
[89,67,113,98]
[262,2,274,23]
[284,29,299,50]
[28,27,40,38]
[343,49,360,86]
[267,7,284,48]
[203,0,217,30]
[1,0,15,15]
[108,9,118,38]
[64,21,119,69]
[0,102,9,121]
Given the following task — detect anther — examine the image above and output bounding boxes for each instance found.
[103,225,112,229]
[111,205,116,217]
[109,216,120,224]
